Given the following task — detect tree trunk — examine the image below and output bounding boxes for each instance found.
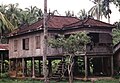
[68,68,73,83]
[43,0,48,82]
[68,55,74,83]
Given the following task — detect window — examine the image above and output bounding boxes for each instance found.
[88,33,99,43]
[14,40,18,51]
[23,38,29,50]
[35,36,40,49]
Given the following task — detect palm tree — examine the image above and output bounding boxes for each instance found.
[25,6,43,24]
[6,3,21,28]
[0,12,14,43]
[89,0,112,22]
[65,10,74,17]
[0,4,7,14]
[78,9,89,20]
[88,0,103,20]
[102,0,111,23]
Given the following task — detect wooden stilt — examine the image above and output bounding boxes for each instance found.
[101,57,104,74]
[0,53,3,77]
[25,59,27,76]
[48,59,52,76]
[22,58,25,77]
[9,59,11,71]
[32,57,35,78]
[111,55,113,76]
[15,58,17,77]
[39,59,41,77]
[85,55,88,78]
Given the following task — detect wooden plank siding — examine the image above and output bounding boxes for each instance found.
[9,32,43,58]
[9,31,63,58]
[9,28,113,58]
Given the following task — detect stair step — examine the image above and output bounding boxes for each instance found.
[51,61,66,81]
[50,76,61,80]
[52,74,61,77]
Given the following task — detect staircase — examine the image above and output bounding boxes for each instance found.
[51,61,67,81]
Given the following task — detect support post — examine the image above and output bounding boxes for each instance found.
[85,55,88,78]
[0,53,3,77]
[111,55,113,76]
[15,58,17,77]
[39,59,41,77]
[22,58,25,77]
[32,57,35,78]
[25,59,27,76]
[48,59,52,76]
[9,59,11,71]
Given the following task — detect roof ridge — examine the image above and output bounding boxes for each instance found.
[89,18,115,26]
[49,15,79,19]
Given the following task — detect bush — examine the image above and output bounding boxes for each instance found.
[0,72,9,78]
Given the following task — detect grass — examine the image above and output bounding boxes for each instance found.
[0,78,119,83]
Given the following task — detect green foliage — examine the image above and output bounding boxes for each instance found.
[112,21,120,45]
[112,28,120,45]
[52,60,61,73]
[0,3,43,28]
[78,9,89,20]
[0,78,119,83]
[49,32,90,83]
[49,32,91,54]
[0,72,9,78]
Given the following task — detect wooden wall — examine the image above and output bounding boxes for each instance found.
[9,26,113,59]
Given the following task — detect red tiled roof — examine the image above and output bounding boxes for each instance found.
[17,15,79,33]
[65,18,115,28]
[0,44,9,50]
[9,16,115,37]
[47,15,79,28]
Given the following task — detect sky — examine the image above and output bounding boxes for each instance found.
[0,0,120,24]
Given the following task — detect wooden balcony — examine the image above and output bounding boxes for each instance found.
[86,44,113,55]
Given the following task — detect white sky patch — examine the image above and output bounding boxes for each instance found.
[0,0,120,23]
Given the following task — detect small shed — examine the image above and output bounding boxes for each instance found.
[0,44,9,75]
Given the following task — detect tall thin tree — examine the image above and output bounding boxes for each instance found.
[43,0,48,83]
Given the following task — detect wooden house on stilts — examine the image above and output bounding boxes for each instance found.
[8,15,115,79]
